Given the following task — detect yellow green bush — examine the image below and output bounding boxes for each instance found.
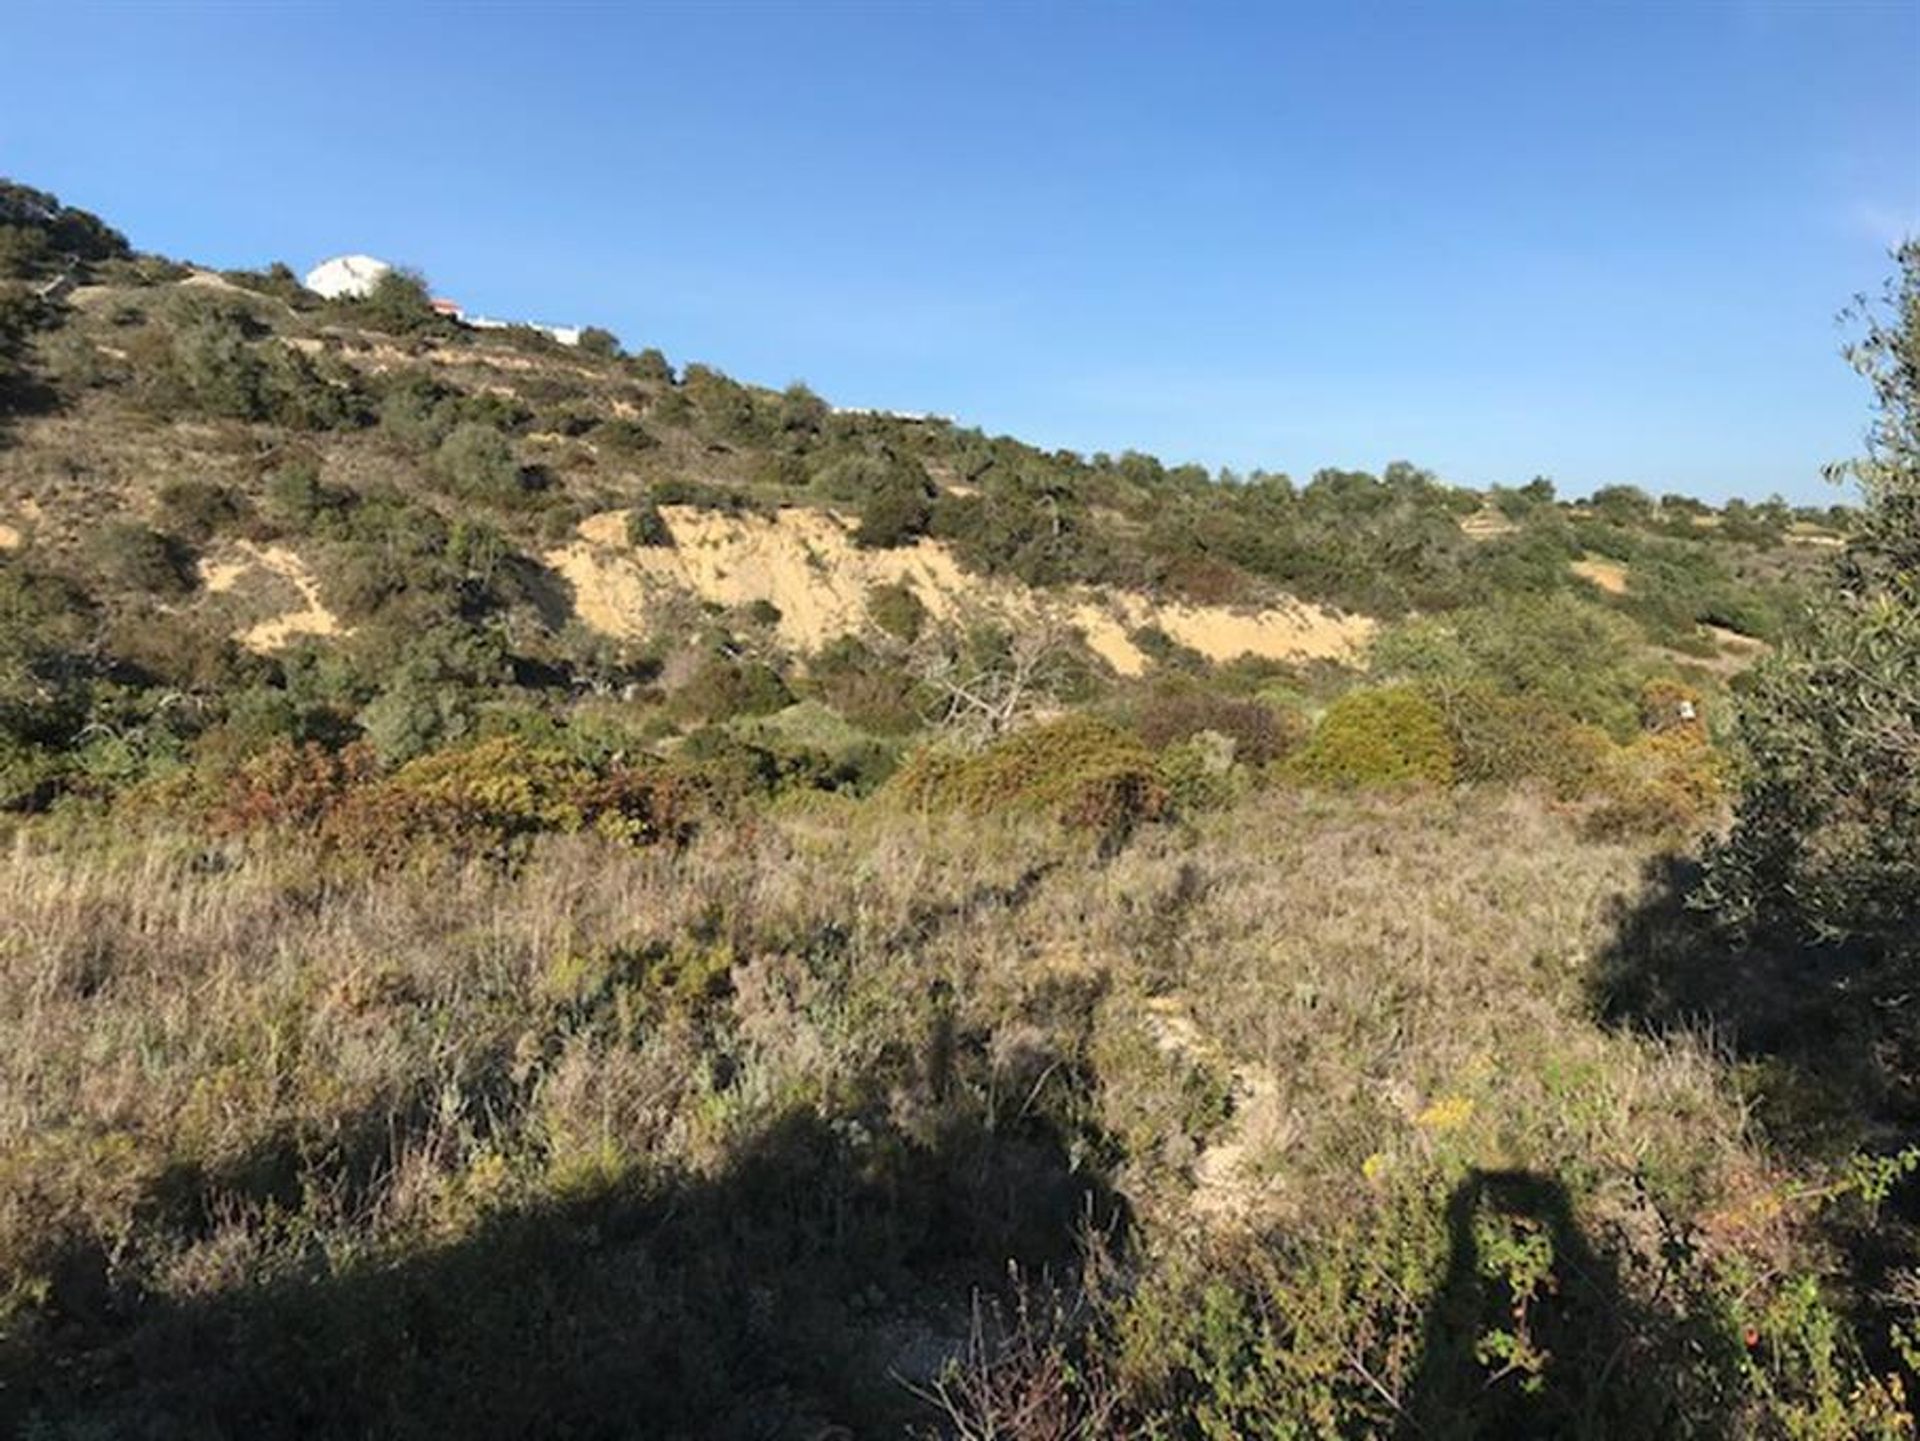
[1432,682,1611,798]
[888,715,1169,832]
[1585,727,1725,840]
[1284,685,1456,788]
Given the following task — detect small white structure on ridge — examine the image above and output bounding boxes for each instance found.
[302,252,584,346]
[303,254,393,300]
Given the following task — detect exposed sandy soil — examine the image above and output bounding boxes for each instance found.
[1142,994,1290,1227]
[197,542,343,652]
[180,270,250,294]
[545,506,1374,673]
[1458,508,1520,541]
[1784,527,1845,548]
[1570,555,1630,595]
[1702,623,1765,653]
[0,523,21,551]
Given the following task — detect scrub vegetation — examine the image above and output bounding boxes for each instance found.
[0,181,1913,1438]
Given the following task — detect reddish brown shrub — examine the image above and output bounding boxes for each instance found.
[1131,684,1305,766]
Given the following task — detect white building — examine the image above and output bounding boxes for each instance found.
[303,252,583,346]
[303,254,393,300]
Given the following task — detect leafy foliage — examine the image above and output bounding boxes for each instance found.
[1286,685,1456,788]
[1705,243,1920,954]
[889,714,1170,833]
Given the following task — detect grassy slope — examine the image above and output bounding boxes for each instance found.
[1,789,1909,1437]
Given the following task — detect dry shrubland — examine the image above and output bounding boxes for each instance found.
[2,183,1914,1439]
[1,785,1910,1437]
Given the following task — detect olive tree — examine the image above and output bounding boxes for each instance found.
[1703,241,1920,954]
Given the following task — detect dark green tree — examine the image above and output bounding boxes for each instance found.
[356,267,437,335]
[1704,241,1920,953]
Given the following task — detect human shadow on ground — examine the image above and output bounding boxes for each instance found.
[0,1078,1128,1441]
[1396,1168,1736,1441]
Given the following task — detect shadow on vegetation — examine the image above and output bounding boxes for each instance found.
[2,1078,1128,1440]
[1590,853,1917,1155]
[1397,1169,1734,1441]
[1589,854,1920,1389]
[0,369,59,447]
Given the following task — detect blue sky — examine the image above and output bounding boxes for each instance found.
[7,2,1917,502]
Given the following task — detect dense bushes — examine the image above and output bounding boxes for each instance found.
[138,297,371,428]
[156,477,244,542]
[1430,682,1610,796]
[625,502,672,547]
[865,580,927,641]
[214,736,695,855]
[1286,685,1456,788]
[1129,682,1304,766]
[434,421,527,503]
[353,267,439,336]
[0,179,129,271]
[807,636,923,734]
[1371,594,1649,738]
[889,715,1170,833]
[667,656,792,725]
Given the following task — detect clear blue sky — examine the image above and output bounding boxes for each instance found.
[8,2,1917,502]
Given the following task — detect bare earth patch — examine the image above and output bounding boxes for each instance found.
[1141,994,1290,1227]
[1570,555,1630,594]
[1458,507,1520,541]
[0,522,21,551]
[547,506,1374,674]
[197,541,343,651]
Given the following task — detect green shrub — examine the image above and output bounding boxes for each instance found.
[1159,729,1247,812]
[357,679,474,764]
[261,342,370,430]
[853,470,934,548]
[1285,685,1455,788]
[434,422,526,503]
[1429,682,1610,797]
[625,504,673,548]
[156,478,243,542]
[1372,594,1649,739]
[649,388,693,425]
[866,580,928,642]
[577,326,621,359]
[596,418,657,454]
[215,736,694,854]
[0,180,128,267]
[167,309,269,418]
[379,371,459,452]
[1701,244,1920,954]
[1585,726,1724,840]
[628,347,673,384]
[667,657,793,725]
[354,267,438,336]
[888,715,1169,833]
[0,730,63,809]
[750,453,809,489]
[808,636,923,734]
[262,461,347,533]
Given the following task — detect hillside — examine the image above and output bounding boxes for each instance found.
[0,177,1847,815]
[2,181,1914,1440]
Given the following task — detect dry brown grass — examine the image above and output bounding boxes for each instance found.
[0,776,1900,1436]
